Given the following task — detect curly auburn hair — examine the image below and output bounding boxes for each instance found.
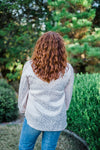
[30,31,67,83]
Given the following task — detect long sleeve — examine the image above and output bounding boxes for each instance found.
[64,65,74,111]
[18,62,29,114]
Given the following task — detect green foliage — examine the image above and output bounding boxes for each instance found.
[92,1,100,26]
[0,0,53,81]
[0,78,14,91]
[47,0,100,73]
[79,28,100,46]
[0,79,18,122]
[67,73,100,150]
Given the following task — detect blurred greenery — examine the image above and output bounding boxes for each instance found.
[67,73,100,150]
[0,79,18,123]
[0,0,53,81]
[0,0,100,82]
[47,0,100,73]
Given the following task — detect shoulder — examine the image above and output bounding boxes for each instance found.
[23,60,31,68]
[24,60,31,66]
[67,63,74,80]
[22,60,31,73]
[67,63,74,73]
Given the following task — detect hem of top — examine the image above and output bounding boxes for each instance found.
[25,114,67,132]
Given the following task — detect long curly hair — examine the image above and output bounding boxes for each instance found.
[30,31,67,83]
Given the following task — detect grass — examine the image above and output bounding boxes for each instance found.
[0,124,87,150]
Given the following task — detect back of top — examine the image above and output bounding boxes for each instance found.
[18,60,74,131]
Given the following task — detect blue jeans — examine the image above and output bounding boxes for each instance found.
[19,117,61,150]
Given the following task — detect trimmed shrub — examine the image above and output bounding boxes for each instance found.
[0,79,18,122]
[67,73,100,150]
[0,79,14,91]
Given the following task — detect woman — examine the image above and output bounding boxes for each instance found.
[18,31,74,150]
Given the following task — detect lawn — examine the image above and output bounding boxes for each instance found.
[0,124,87,150]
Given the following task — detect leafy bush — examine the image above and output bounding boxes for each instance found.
[0,79,18,122]
[0,78,19,93]
[67,73,100,150]
[0,78,14,91]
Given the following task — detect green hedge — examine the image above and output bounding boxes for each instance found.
[67,73,100,150]
[0,79,15,91]
[0,79,18,122]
